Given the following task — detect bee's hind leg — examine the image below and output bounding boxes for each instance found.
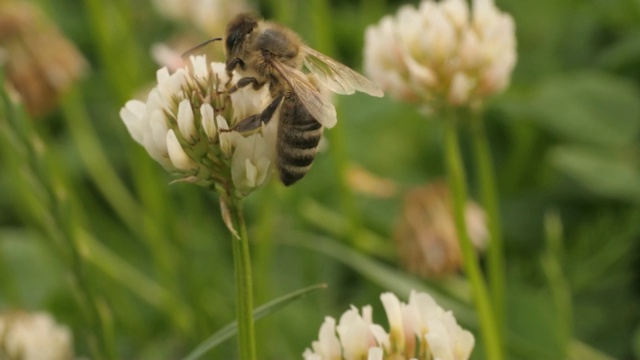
[231,94,284,133]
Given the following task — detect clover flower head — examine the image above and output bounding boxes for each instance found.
[395,180,488,278]
[0,311,74,360]
[364,0,516,108]
[119,55,275,198]
[152,0,249,36]
[304,290,474,360]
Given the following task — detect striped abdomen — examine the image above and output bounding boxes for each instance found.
[277,94,323,186]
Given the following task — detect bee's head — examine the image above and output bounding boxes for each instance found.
[225,13,260,57]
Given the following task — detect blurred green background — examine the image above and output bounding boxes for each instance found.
[1,0,640,359]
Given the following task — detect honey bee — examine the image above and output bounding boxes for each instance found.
[224,13,383,185]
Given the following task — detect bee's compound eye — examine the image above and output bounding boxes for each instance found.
[225,34,236,50]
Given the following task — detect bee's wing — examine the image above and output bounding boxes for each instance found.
[302,46,383,97]
[271,60,338,128]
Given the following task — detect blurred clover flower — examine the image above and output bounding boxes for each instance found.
[152,0,249,36]
[395,181,487,278]
[150,0,249,73]
[0,311,74,360]
[304,290,474,360]
[363,0,516,108]
[119,55,276,199]
[0,0,87,116]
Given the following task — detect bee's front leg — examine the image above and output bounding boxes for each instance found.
[228,77,267,94]
[230,94,284,133]
[225,57,246,87]
[225,57,244,72]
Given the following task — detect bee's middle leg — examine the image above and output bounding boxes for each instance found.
[232,94,284,132]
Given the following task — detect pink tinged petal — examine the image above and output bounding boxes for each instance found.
[478,64,509,96]
[448,72,473,106]
[459,30,482,70]
[364,17,406,90]
[403,55,437,89]
[166,129,195,171]
[369,324,390,350]
[472,0,498,31]
[200,103,217,141]
[151,43,186,72]
[367,347,383,360]
[177,99,196,142]
[400,302,420,356]
[442,0,469,30]
[380,292,405,348]
[396,5,422,48]
[425,7,457,63]
[120,100,146,144]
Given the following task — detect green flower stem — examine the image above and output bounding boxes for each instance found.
[542,211,572,354]
[470,109,506,337]
[443,110,503,360]
[228,197,256,360]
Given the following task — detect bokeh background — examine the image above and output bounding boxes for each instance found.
[1,0,639,359]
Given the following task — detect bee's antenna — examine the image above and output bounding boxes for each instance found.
[181,37,223,58]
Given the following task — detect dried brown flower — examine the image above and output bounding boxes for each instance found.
[394,180,487,278]
[0,1,87,116]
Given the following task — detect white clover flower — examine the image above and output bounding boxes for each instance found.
[364,0,516,108]
[120,55,275,198]
[304,290,474,360]
[0,311,74,360]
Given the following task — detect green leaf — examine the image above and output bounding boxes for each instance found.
[288,233,476,327]
[291,234,615,360]
[633,323,640,359]
[597,30,640,72]
[181,284,327,360]
[549,145,640,201]
[530,72,640,146]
